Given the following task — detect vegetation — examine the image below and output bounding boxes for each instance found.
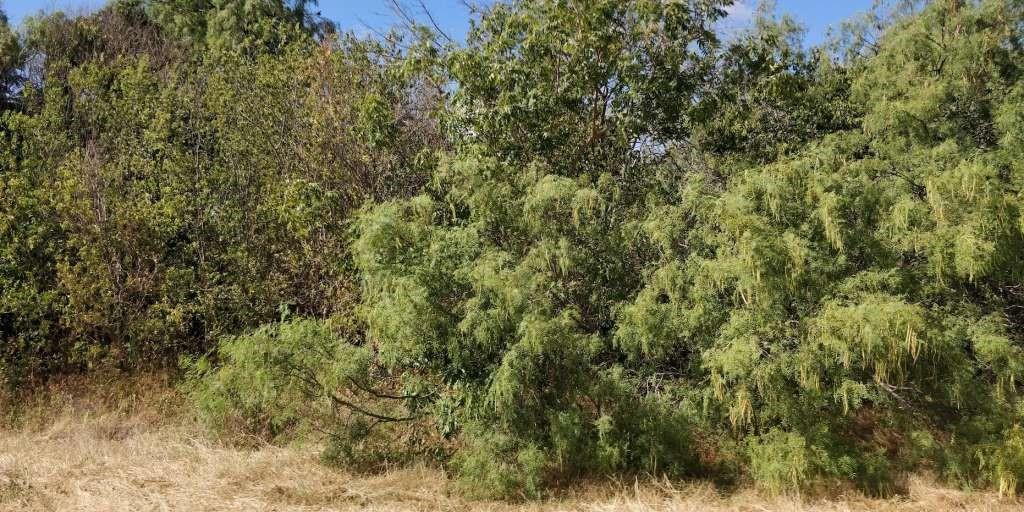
[2,0,1023,501]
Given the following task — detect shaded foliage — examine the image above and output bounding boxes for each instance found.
[1,2,438,383]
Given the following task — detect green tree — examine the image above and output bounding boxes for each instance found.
[447,0,727,175]
[622,0,1024,494]
[353,0,731,497]
[689,5,860,164]
[1,3,437,384]
[0,4,21,110]
[351,0,1024,497]
[144,0,333,52]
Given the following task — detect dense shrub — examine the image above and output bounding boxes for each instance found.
[1,2,438,384]
[351,0,1024,497]
[183,314,440,470]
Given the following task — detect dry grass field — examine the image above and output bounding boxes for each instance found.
[0,374,1020,512]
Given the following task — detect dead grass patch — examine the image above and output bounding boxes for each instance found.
[0,373,1020,511]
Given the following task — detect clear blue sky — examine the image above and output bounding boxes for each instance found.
[2,0,877,46]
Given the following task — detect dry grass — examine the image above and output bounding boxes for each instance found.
[0,374,1020,511]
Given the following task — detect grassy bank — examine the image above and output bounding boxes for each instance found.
[0,374,1018,511]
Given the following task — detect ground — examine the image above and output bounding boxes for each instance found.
[0,373,1019,511]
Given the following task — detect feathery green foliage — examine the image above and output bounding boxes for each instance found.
[352,0,1024,497]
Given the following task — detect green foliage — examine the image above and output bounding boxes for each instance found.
[981,425,1024,497]
[1,4,437,385]
[746,429,813,494]
[455,428,547,500]
[690,7,860,163]
[637,0,1024,495]
[144,0,333,52]
[184,316,355,437]
[0,112,65,382]
[0,5,20,110]
[446,0,727,173]
[352,0,1024,498]
[354,0,728,496]
[184,314,435,471]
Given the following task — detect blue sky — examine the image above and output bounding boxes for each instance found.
[3,0,877,46]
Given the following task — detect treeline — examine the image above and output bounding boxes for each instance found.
[3,0,1024,500]
[0,0,440,380]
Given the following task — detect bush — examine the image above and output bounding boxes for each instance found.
[0,2,437,385]
[351,0,1024,497]
[184,314,434,469]
[746,430,813,494]
[455,428,547,500]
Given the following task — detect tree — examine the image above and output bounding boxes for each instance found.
[352,0,1024,496]
[353,0,731,497]
[621,0,1024,494]
[447,0,727,175]
[144,0,333,52]
[1,3,437,384]
[0,4,21,110]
